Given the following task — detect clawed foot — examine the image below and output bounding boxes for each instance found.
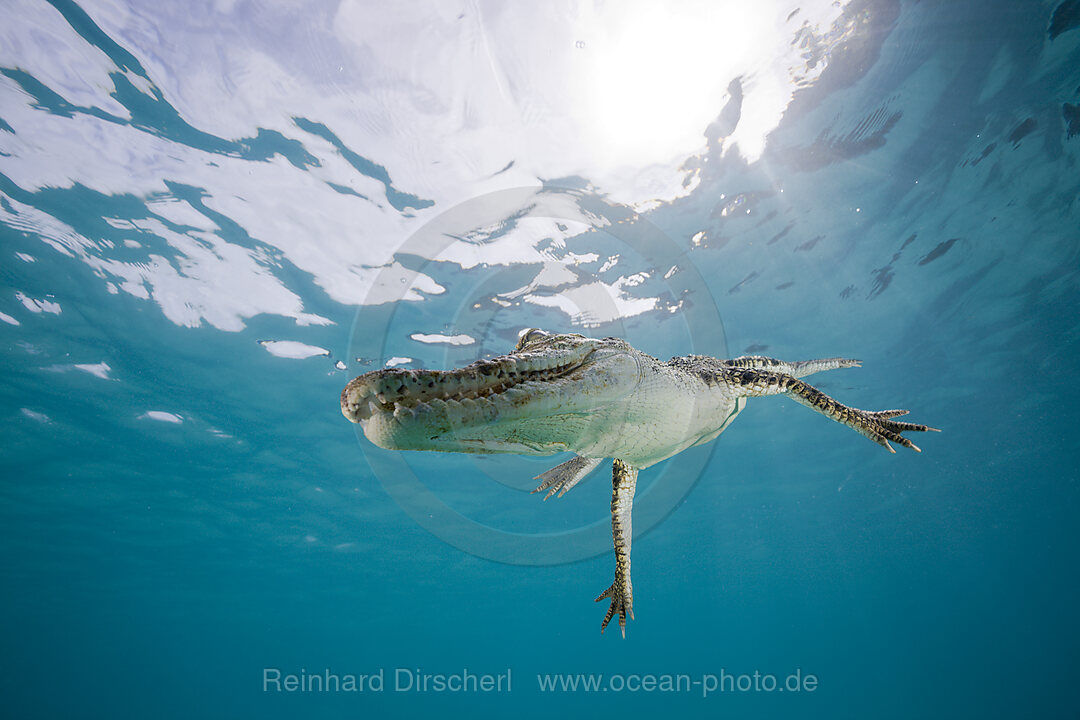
[532,473,574,501]
[858,409,940,453]
[596,580,634,638]
[531,456,602,500]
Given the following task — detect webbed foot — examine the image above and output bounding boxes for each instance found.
[596,578,634,638]
[531,456,602,500]
[856,408,940,453]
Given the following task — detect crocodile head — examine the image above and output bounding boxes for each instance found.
[341,329,641,456]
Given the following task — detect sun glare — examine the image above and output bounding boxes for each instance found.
[576,1,840,170]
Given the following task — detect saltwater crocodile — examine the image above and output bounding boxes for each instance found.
[341,329,938,637]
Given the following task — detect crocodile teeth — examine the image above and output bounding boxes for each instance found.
[439,375,460,396]
[351,400,372,421]
[375,374,406,399]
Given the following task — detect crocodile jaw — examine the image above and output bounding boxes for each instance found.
[341,334,641,456]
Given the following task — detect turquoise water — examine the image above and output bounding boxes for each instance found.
[2,0,1079,717]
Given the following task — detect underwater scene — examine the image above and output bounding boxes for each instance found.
[2,0,1079,717]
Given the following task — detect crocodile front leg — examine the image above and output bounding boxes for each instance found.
[596,459,637,637]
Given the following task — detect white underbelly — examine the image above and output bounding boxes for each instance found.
[575,384,743,468]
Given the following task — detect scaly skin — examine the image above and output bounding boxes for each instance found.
[596,459,637,638]
[341,329,939,635]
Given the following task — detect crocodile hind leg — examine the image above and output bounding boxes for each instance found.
[724,355,861,379]
[596,459,637,638]
[722,366,940,452]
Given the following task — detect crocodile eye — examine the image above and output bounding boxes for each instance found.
[515,328,548,351]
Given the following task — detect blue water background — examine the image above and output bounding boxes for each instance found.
[2,0,1079,717]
